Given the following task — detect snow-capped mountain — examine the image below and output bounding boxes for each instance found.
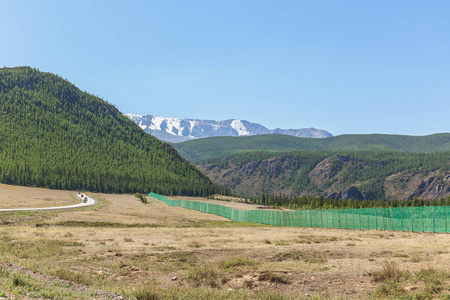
[125,114,333,143]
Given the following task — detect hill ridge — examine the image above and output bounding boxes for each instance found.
[0,66,220,196]
[173,133,450,162]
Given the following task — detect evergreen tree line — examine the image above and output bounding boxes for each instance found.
[174,131,450,162]
[0,67,223,196]
[250,193,450,210]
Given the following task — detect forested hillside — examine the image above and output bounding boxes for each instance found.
[0,67,220,196]
[173,133,450,162]
[198,150,450,201]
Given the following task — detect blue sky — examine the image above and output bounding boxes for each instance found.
[1,0,449,136]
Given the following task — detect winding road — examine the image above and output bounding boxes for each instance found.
[0,193,96,212]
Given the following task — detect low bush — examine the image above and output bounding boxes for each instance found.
[258,271,290,284]
[218,257,258,270]
[12,274,30,287]
[370,261,408,282]
[186,267,224,288]
[132,288,160,300]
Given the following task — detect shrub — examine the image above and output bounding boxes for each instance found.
[51,268,91,285]
[135,192,148,204]
[415,268,449,285]
[186,267,223,288]
[12,274,29,287]
[372,281,405,298]
[272,251,303,262]
[258,271,290,284]
[188,241,203,248]
[132,288,160,300]
[370,261,408,282]
[218,257,258,270]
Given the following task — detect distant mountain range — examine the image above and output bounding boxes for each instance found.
[125,114,333,143]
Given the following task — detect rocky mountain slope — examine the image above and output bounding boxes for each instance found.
[125,114,332,143]
[197,151,450,200]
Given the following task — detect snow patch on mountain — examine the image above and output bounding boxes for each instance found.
[149,116,165,131]
[125,114,333,142]
[231,120,250,136]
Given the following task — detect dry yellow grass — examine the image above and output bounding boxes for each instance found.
[170,195,290,211]
[49,193,229,225]
[0,183,78,209]
[1,186,450,299]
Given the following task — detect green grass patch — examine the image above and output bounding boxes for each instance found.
[53,240,85,247]
[369,261,408,283]
[12,273,31,287]
[0,266,104,299]
[156,251,197,264]
[218,257,259,270]
[415,268,449,285]
[275,241,292,246]
[0,239,82,260]
[188,241,204,248]
[272,251,303,262]
[190,221,273,228]
[369,263,450,299]
[258,271,290,284]
[186,267,225,288]
[53,221,164,228]
[129,285,324,300]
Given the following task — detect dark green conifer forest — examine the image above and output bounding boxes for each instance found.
[0,67,221,196]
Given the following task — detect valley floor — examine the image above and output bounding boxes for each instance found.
[0,185,450,299]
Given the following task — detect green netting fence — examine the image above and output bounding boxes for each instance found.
[149,192,450,233]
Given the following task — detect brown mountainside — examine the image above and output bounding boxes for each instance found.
[197,153,450,200]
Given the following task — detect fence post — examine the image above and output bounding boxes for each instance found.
[433,206,436,233]
[352,209,355,230]
[390,208,394,231]
[338,210,341,228]
[401,207,404,231]
[367,211,369,230]
[320,209,324,228]
[446,207,448,233]
[309,209,312,227]
[359,209,362,230]
[423,207,425,232]
[344,210,347,229]
[375,209,378,230]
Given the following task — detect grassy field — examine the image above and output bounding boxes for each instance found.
[0,183,79,209]
[1,185,450,299]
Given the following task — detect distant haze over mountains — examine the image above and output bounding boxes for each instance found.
[125,114,333,143]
